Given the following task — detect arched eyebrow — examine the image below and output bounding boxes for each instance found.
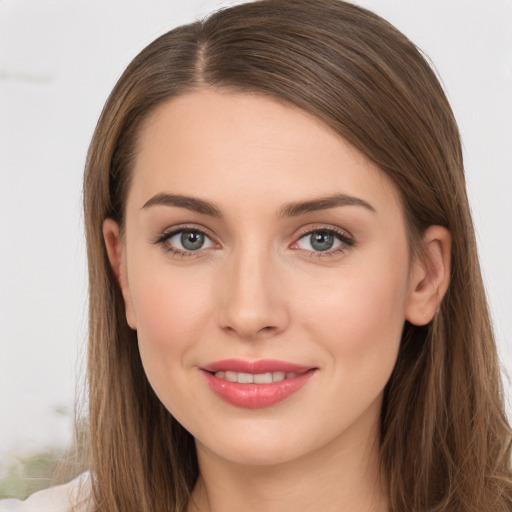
[279,194,376,217]
[141,192,375,218]
[141,193,222,217]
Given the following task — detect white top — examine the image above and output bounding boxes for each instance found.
[0,473,91,512]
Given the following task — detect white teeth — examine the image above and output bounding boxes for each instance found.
[237,372,254,384]
[214,370,297,383]
[253,372,272,384]
[225,371,238,382]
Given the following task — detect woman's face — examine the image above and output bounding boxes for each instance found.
[105,90,431,467]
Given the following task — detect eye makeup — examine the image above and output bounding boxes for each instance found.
[153,222,355,260]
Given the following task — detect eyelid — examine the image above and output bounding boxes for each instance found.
[153,223,354,258]
[154,224,212,243]
[290,224,355,255]
[154,224,219,256]
[293,223,353,240]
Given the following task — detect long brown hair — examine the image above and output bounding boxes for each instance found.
[83,1,512,510]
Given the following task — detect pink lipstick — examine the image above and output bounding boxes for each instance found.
[200,359,317,409]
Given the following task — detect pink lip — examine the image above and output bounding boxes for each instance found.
[200,359,317,409]
[202,358,312,374]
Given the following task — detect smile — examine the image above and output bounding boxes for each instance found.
[213,371,299,383]
[201,359,317,409]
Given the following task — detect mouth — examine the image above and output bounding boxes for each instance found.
[210,370,301,384]
[200,359,317,408]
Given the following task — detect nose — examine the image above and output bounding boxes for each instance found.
[217,245,289,340]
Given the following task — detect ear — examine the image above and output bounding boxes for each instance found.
[405,225,451,326]
[102,218,137,330]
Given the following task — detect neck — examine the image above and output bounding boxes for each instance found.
[187,410,388,512]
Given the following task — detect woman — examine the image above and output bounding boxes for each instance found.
[2,0,511,510]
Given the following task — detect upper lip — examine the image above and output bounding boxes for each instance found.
[201,359,314,374]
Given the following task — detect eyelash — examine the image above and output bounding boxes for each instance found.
[292,226,355,258]
[154,226,214,258]
[154,225,355,259]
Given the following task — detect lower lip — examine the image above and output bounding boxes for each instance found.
[202,370,316,409]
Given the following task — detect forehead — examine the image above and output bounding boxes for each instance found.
[128,89,402,219]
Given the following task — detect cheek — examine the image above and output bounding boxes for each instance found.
[342,278,406,340]
[127,260,215,402]
[130,261,212,342]
[299,249,409,378]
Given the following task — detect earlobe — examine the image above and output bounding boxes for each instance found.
[405,225,451,326]
[102,219,137,330]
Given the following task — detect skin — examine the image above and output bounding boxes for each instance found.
[104,90,451,512]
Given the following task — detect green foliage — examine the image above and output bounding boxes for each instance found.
[0,450,63,500]
[0,421,89,500]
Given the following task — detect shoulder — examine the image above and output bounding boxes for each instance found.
[0,473,92,512]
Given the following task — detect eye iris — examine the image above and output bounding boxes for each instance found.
[181,231,204,250]
[310,231,334,251]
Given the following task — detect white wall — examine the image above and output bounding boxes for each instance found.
[1,0,511,468]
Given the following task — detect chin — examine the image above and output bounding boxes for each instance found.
[197,434,310,467]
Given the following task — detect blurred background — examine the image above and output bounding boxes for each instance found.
[1,0,511,498]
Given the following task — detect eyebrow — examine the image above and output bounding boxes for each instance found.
[141,192,375,218]
[142,193,222,217]
[279,194,376,217]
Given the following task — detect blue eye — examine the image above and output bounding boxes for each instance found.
[160,229,216,253]
[295,229,353,253]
